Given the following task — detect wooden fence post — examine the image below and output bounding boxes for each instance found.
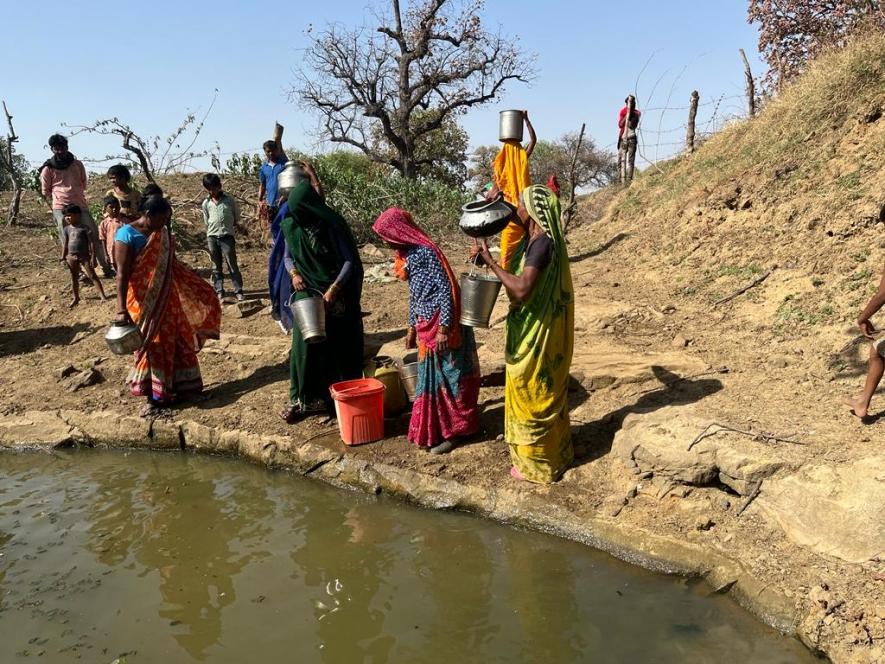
[686,91,699,153]
[739,49,756,117]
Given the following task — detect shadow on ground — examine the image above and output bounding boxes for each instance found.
[569,232,630,263]
[197,363,288,409]
[0,323,92,358]
[572,365,723,466]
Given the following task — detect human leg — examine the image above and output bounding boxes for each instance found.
[81,209,112,274]
[219,235,244,295]
[844,343,885,418]
[207,235,225,295]
[66,256,81,307]
[82,260,107,300]
[53,209,65,247]
[626,138,637,182]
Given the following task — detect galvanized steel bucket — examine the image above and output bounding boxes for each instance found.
[288,290,326,344]
[460,270,502,328]
[398,352,420,402]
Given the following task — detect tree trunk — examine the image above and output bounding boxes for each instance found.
[686,91,699,153]
[739,49,756,117]
[2,101,22,226]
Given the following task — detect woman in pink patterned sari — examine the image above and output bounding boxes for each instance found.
[373,208,480,454]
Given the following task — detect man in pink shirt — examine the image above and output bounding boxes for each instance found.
[40,134,112,275]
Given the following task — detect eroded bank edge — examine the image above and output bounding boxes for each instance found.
[1,409,826,659]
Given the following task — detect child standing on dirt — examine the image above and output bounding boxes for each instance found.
[843,264,885,420]
[61,204,108,308]
[201,173,244,301]
[98,196,125,273]
[106,164,141,221]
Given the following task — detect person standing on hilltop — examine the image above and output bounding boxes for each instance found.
[843,264,885,420]
[257,139,289,237]
[40,134,114,276]
[618,95,641,184]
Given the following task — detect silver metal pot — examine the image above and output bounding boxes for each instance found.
[398,352,419,402]
[499,110,524,142]
[288,290,326,344]
[460,272,503,328]
[277,162,307,199]
[104,321,143,355]
[458,198,515,238]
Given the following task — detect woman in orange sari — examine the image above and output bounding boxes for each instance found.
[114,194,221,416]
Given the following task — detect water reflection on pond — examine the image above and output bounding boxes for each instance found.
[0,450,816,663]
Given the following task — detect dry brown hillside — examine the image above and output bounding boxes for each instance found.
[573,32,884,341]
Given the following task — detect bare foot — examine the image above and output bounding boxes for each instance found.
[510,466,526,481]
[139,402,160,418]
[842,396,868,419]
[69,297,80,309]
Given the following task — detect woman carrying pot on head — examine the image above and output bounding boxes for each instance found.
[268,162,324,335]
[475,184,574,483]
[114,192,221,417]
[279,179,364,422]
[373,208,481,454]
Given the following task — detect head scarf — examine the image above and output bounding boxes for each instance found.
[546,173,561,196]
[372,207,462,332]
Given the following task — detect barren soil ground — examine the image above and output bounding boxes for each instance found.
[1,177,883,661]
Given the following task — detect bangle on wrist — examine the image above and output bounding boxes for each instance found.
[289,268,300,279]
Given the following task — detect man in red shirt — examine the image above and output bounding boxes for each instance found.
[618,96,641,184]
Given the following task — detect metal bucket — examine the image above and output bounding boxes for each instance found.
[460,272,503,328]
[288,290,326,344]
[499,110,524,142]
[398,352,419,402]
[104,321,143,355]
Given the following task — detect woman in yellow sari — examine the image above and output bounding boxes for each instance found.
[477,184,574,483]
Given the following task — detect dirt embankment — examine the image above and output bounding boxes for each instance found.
[2,34,885,664]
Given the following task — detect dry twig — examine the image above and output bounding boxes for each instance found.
[687,422,806,452]
[713,267,775,306]
[736,481,762,517]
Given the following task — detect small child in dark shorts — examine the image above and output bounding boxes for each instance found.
[61,203,107,308]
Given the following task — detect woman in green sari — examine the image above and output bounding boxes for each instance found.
[279,180,364,422]
[477,184,574,483]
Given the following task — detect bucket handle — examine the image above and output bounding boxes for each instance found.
[288,288,325,306]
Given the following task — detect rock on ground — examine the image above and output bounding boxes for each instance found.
[756,456,885,564]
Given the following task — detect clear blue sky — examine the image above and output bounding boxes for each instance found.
[1,0,765,171]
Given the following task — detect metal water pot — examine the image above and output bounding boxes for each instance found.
[499,110,524,142]
[288,290,326,344]
[277,162,307,198]
[460,272,503,328]
[105,321,143,355]
[458,198,515,238]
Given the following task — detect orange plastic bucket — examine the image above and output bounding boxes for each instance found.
[329,378,386,445]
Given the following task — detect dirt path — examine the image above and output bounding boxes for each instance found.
[2,216,883,662]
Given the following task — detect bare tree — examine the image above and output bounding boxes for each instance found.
[0,101,25,226]
[293,0,535,179]
[64,91,219,180]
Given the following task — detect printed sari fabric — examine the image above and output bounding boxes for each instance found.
[282,181,364,410]
[372,208,480,447]
[505,185,574,483]
[493,141,530,271]
[126,227,221,402]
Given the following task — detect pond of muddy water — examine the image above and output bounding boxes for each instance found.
[0,450,816,663]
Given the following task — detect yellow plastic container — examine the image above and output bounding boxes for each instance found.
[363,356,408,416]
